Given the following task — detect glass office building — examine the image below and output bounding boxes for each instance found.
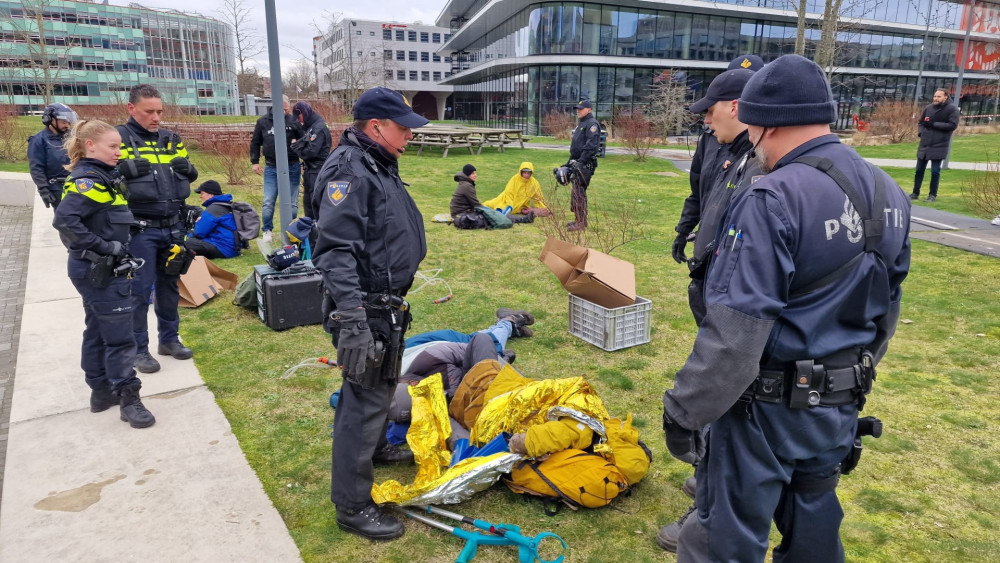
[0,0,236,114]
[436,0,1000,132]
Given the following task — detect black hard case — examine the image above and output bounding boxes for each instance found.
[254,261,324,330]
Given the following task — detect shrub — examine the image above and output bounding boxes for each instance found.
[203,137,254,186]
[0,105,26,162]
[868,101,920,144]
[961,152,1000,218]
[613,108,655,161]
[543,110,576,139]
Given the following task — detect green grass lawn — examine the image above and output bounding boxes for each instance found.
[179,147,1000,562]
[854,130,1000,163]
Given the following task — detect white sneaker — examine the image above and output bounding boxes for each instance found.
[992,216,1000,226]
[262,230,272,242]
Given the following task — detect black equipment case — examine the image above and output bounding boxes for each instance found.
[254,261,324,330]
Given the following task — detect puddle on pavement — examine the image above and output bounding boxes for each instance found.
[34,474,126,512]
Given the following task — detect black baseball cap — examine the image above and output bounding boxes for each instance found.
[353,87,429,129]
[195,180,222,195]
[728,54,765,71]
[574,98,592,109]
[689,69,755,114]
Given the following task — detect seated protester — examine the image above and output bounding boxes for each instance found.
[482,162,552,218]
[186,180,239,259]
[285,216,314,260]
[450,163,481,218]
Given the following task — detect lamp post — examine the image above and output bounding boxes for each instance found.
[346,20,357,106]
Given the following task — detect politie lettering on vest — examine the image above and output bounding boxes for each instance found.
[659,54,911,560]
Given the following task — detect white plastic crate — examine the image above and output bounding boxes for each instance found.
[568,294,652,351]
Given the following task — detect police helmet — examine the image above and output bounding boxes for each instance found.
[42,103,79,126]
[553,166,572,186]
[266,245,301,271]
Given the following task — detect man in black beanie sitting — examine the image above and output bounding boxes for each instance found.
[660,54,912,561]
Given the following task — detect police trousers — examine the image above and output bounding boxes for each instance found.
[330,378,394,511]
[678,401,857,563]
[70,273,139,393]
[570,165,594,226]
[129,225,181,351]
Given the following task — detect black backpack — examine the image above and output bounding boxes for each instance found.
[453,211,487,230]
[230,201,261,248]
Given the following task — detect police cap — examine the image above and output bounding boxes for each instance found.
[353,87,429,129]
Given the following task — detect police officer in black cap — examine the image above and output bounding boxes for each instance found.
[565,97,600,231]
[27,103,78,211]
[661,55,911,560]
[312,87,428,540]
[673,55,764,274]
[116,84,199,374]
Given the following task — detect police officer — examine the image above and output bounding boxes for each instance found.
[116,84,199,374]
[661,55,911,561]
[28,103,78,211]
[291,101,331,222]
[674,55,764,274]
[565,97,600,231]
[312,87,428,540]
[53,119,155,429]
[250,94,303,242]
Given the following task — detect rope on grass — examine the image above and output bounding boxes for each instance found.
[280,357,338,379]
[408,269,454,304]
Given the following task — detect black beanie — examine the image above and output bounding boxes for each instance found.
[738,54,838,127]
[462,164,476,176]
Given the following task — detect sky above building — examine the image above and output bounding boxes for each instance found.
[136,0,444,74]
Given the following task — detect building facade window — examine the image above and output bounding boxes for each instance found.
[397,69,406,80]
[421,52,429,62]
[409,51,417,61]
[384,49,392,60]
[408,30,417,41]
[433,71,442,80]
[396,29,405,41]
[384,29,392,40]
[421,32,429,42]
[397,50,405,60]
[433,32,441,43]
[409,70,418,80]
[422,71,430,81]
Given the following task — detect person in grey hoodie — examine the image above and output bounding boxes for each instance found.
[450,163,481,217]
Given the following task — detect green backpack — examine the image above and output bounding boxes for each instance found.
[477,206,514,229]
[232,272,257,310]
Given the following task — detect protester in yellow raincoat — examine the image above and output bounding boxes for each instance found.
[482,162,551,217]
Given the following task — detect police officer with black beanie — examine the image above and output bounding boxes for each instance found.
[312,87,428,540]
[660,55,911,560]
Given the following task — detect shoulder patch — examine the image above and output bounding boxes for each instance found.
[750,175,765,184]
[76,178,95,192]
[310,134,317,142]
[590,125,598,133]
[328,181,350,206]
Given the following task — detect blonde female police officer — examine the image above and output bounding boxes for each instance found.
[53,120,155,429]
[311,88,428,541]
[661,55,910,561]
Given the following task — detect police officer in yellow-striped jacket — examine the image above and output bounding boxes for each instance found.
[116,84,198,374]
[53,119,155,429]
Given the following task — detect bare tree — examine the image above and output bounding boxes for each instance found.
[309,12,399,105]
[794,0,808,55]
[647,70,691,137]
[2,0,80,106]
[284,59,318,97]
[217,0,263,100]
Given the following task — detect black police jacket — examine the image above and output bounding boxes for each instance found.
[116,118,192,219]
[312,128,426,311]
[293,113,332,170]
[569,113,601,166]
[250,108,302,166]
[53,158,133,264]
[691,130,757,262]
[916,102,959,160]
[677,130,723,235]
[27,127,70,189]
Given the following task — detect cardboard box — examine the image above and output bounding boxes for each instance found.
[178,256,239,308]
[539,237,636,309]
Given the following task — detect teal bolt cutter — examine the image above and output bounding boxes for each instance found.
[398,504,567,563]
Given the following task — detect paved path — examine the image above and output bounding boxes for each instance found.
[0,183,301,562]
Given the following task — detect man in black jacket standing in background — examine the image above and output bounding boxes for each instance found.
[911,88,960,202]
[250,94,302,242]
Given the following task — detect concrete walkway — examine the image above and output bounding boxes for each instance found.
[0,177,301,562]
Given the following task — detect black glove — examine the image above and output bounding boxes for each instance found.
[663,411,705,466]
[104,240,125,257]
[37,188,57,208]
[336,308,375,379]
[169,157,198,182]
[671,232,689,264]
[118,158,152,179]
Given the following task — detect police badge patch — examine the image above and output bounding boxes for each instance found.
[590,125,598,133]
[76,178,95,192]
[328,181,350,206]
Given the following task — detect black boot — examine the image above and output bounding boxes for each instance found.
[336,503,405,540]
[372,443,414,465]
[158,341,193,360]
[117,382,156,429]
[90,387,118,413]
[134,351,161,374]
[656,504,696,552]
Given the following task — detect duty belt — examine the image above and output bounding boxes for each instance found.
[745,351,875,410]
[133,214,180,229]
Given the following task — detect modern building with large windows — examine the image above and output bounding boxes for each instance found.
[0,0,236,114]
[314,19,455,119]
[436,0,1000,133]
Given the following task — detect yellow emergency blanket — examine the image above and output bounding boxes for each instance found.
[372,374,522,505]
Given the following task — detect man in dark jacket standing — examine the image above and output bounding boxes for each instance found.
[566,97,601,231]
[250,95,302,242]
[27,103,78,211]
[450,163,481,217]
[911,88,960,202]
[186,180,240,259]
[292,101,331,220]
[312,87,428,541]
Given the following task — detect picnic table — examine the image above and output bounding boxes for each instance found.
[409,125,531,157]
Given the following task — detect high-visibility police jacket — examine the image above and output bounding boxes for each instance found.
[116,118,191,219]
[53,158,133,277]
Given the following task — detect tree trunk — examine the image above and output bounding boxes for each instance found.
[817,0,845,74]
[35,11,52,105]
[795,0,807,55]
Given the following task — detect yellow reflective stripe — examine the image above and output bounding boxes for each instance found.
[63,181,119,204]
